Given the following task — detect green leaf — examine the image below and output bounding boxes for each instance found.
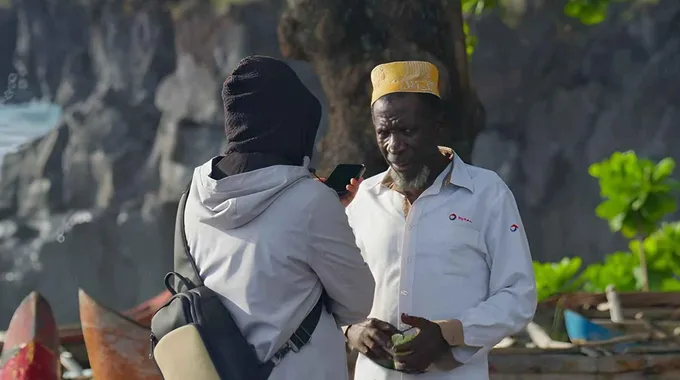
[608,212,626,233]
[621,222,639,239]
[533,257,584,301]
[653,158,675,181]
[581,251,640,292]
[588,161,606,178]
[580,8,607,25]
[563,2,582,17]
[661,278,680,291]
[463,21,478,58]
[631,191,648,211]
[595,199,625,220]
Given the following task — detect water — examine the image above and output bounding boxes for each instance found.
[0,102,62,173]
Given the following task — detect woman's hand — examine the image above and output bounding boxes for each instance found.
[341,177,363,207]
[317,177,364,207]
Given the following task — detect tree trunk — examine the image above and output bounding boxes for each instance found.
[278,0,485,176]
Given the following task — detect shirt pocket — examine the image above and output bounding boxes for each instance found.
[417,225,487,277]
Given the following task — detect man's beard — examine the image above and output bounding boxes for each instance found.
[392,165,431,192]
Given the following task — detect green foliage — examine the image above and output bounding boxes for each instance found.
[630,222,680,290]
[461,0,498,57]
[563,0,616,25]
[533,257,584,301]
[463,22,478,57]
[582,151,678,294]
[534,151,679,299]
[461,0,500,15]
[461,0,654,57]
[535,223,680,297]
[588,151,678,239]
[579,251,639,292]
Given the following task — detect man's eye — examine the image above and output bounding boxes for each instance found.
[403,129,412,135]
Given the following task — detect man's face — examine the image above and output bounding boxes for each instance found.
[372,94,440,190]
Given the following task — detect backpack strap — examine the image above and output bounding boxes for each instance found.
[174,176,325,371]
[172,179,203,291]
[264,296,324,373]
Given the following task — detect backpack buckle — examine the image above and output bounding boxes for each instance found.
[287,325,312,352]
[271,343,293,366]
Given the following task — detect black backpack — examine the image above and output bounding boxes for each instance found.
[149,180,323,379]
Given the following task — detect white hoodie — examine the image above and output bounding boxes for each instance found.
[184,158,375,380]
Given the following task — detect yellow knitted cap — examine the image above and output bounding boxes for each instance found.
[370,61,440,105]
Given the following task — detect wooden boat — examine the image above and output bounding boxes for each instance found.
[0,290,172,373]
[542,291,680,318]
[120,290,172,327]
[488,347,680,379]
[344,343,680,379]
[0,291,60,380]
[0,290,172,368]
[485,291,680,379]
[79,289,162,380]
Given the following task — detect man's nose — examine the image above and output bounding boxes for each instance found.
[387,135,406,155]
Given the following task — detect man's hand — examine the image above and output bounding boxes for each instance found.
[346,318,399,363]
[317,177,364,207]
[392,314,451,373]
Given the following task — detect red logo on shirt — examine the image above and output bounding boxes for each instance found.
[449,213,472,223]
[510,224,519,232]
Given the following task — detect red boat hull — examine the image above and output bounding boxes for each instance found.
[0,342,59,380]
[79,289,162,380]
[0,290,172,370]
[0,292,60,380]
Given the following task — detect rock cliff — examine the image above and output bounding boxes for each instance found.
[0,0,326,325]
[1,0,679,325]
[471,1,680,265]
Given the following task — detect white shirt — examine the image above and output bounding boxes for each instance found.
[346,152,537,380]
[185,159,375,380]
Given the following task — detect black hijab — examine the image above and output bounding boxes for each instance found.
[219,55,322,176]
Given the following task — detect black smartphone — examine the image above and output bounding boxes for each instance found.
[324,164,366,196]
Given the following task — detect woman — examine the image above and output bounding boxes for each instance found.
[183,56,375,379]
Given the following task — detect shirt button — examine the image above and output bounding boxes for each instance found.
[401,290,408,296]
[406,257,411,263]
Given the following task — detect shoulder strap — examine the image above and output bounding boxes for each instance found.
[173,179,204,290]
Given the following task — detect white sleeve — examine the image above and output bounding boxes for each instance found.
[454,187,537,363]
[307,190,375,326]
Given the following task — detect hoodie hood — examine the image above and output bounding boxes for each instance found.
[193,158,312,230]
[221,56,322,169]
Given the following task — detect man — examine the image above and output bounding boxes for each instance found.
[184,56,375,380]
[344,61,537,379]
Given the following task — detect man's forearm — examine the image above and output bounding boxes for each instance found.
[426,319,465,372]
[434,319,466,346]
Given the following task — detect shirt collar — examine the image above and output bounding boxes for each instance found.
[370,146,475,194]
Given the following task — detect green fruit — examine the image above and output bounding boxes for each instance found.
[391,332,418,347]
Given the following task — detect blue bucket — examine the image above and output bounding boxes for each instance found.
[563,309,634,352]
